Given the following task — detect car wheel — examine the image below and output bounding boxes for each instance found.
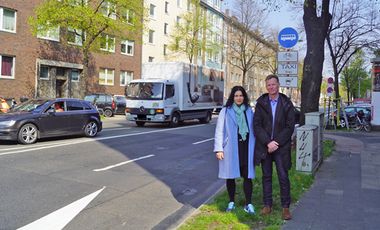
[199,111,212,124]
[169,113,180,128]
[339,119,346,128]
[84,121,98,137]
[136,121,145,127]
[18,123,38,144]
[104,109,113,117]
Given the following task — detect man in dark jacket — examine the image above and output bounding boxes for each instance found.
[254,74,295,220]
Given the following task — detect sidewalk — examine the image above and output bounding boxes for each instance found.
[282,132,380,230]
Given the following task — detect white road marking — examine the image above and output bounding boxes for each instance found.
[93,154,155,172]
[101,127,132,131]
[0,124,207,156]
[192,138,214,145]
[18,187,105,230]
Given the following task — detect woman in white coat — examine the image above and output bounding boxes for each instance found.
[214,86,256,214]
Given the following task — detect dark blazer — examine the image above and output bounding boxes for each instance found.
[253,93,295,169]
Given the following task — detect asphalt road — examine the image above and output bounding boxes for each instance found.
[0,116,223,230]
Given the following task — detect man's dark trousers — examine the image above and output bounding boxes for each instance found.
[261,151,291,208]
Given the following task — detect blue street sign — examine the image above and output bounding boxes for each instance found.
[278,27,299,48]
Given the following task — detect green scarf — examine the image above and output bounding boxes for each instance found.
[232,103,248,141]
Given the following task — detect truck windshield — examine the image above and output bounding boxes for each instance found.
[126,82,163,100]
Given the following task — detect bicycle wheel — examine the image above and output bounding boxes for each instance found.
[364,123,371,132]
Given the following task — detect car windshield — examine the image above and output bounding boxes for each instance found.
[11,99,49,112]
[126,82,163,100]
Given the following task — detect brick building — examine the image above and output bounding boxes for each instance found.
[0,0,142,101]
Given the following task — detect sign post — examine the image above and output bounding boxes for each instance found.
[277,28,299,89]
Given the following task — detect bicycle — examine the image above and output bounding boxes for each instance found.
[353,110,371,132]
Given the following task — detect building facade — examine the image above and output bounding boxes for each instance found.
[224,15,277,103]
[0,0,142,101]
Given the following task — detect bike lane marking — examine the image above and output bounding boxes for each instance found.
[0,124,208,156]
[192,138,214,145]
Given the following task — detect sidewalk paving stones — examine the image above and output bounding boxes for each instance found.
[282,131,380,230]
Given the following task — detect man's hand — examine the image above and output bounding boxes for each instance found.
[267,141,279,154]
[216,151,224,160]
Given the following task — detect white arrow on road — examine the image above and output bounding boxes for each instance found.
[18,187,105,230]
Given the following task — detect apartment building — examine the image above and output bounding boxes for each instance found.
[142,0,225,67]
[0,0,142,101]
[224,15,277,103]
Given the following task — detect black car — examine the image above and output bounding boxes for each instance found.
[84,93,116,117]
[113,95,127,115]
[0,98,102,144]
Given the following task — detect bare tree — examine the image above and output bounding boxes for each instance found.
[228,0,277,88]
[326,0,380,99]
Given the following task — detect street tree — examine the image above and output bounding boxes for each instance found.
[168,0,221,65]
[341,50,371,101]
[326,0,380,100]
[228,0,277,88]
[29,0,145,91]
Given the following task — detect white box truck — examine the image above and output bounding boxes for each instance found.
[125,62,224,127]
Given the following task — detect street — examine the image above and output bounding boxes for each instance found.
[0,116,223,230]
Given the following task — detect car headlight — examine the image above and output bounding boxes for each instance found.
[0,120,16,127]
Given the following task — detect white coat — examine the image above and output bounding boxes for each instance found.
[214,106,255,179]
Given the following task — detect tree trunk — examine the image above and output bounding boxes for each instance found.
[300,0,331,125]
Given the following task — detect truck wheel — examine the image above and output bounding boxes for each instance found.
[199,111,212,124]
[169,113,180,128]
[136,121,145,127]
[104,109,113,117]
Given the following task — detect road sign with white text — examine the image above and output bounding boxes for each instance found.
[278,27,299,48]
[278,76,298,88]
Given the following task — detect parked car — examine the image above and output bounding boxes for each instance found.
[329,104,372,128]
[84,93,116,117]
[113,95,127,115]
[0,98,102,144]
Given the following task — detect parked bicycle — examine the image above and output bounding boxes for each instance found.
[353,110,371,132]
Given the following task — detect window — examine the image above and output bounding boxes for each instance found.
[0,55,15,79]
[99,68,114,85]
[165,85,175,98]
[67,28,83,46]
[176,16,181,24]
[120,71,133,86]
[149,4,155,17]
[187,0,192,10]
[164,23,168,35]
[100,1,116,19]
[165,2,169,13]
[0,8,16,32]
[100,34,115,52]
[122,9,135,24]
[39,65,49,80]
[148,30,154,43]
[177,0,182,8]
[67,101,84,111]
[37,26,60,41]
[163,44,167,56]
[121,40,134,56]
[71,69,80,82]
[148,56,154,62]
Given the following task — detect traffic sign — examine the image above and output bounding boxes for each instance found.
[327,77,334,97]
[278,62,298,75]
[277,51,298,62]
[278,76,298,88]
[278,27,299,48]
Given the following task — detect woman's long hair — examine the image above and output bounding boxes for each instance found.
[225,86,249,108]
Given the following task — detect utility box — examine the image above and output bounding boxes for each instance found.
[305,112,324,164]
[296,125,319,173]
